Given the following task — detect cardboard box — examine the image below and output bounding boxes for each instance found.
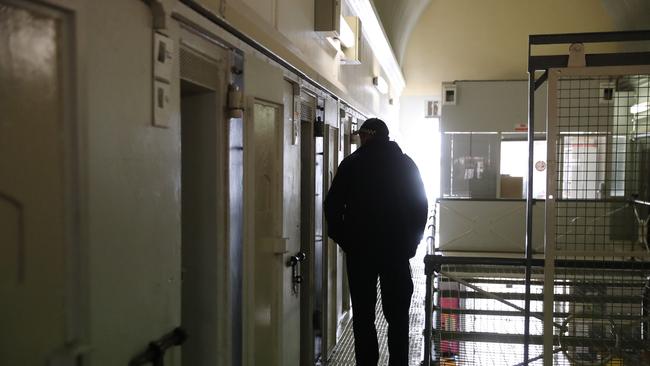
[500,175,523,199]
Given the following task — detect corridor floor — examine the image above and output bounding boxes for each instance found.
[326,244,427,366]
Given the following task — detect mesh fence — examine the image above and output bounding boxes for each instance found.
[428,70,650,366]
[432,264,546,366]
[547,71,650,365]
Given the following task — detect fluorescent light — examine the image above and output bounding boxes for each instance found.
[339,16,355,48]
[631,102,648,114]
[373,76,388,94]
[346,0,405,94]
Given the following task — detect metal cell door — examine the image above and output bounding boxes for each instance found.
[251,99,284,365]
[0,2,74,364]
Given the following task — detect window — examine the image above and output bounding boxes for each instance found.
[441,133,499,198]
[500,138,547,199]
[559,135,607,199]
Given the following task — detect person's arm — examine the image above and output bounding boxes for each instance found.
[324,160,349,244]
[404,156,429,253]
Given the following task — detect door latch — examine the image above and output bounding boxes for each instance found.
[286,252,306,296]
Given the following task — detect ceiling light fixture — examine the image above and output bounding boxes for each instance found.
[338,15,355,48]
[346,0,405,94]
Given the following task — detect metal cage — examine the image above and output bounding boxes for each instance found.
[543,65,650,365]
[423,30,650,366]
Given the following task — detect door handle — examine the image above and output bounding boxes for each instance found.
[286,252,307,296]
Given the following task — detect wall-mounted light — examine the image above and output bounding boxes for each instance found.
[373,76,388,95]
[630,102,648,115]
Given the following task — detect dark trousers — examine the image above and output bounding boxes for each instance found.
[346,253,413,366]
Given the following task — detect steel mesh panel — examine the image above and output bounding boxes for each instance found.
[432,264,548,366]
[548,71,650,365]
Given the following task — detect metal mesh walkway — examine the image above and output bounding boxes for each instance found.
[327,244,427,365]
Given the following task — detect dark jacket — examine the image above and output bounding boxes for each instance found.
[324,139,428,259]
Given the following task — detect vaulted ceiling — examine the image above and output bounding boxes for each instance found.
[371,0,650,96]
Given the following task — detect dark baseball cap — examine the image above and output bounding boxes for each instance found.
[353,118,389,138]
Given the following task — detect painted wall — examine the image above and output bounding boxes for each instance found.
[215,0,396,120]
[440,80,547,133]
[83,0,182,364]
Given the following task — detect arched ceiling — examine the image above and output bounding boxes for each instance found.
[371,0,431,64]
[372,0,650,96]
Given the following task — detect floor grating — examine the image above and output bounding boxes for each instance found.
[327,244,427,366]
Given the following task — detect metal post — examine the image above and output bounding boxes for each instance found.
[524,40,536,363]
[423,270,433,366]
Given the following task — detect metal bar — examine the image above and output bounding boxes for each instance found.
[424,254,650,270]
[451,291,641,303]
[433,330,544,344]
[425,255,535,268]
[423,269,433,366]
[436,308,645,321]
[635,199,650,207]
[529,30,650,45]
[555,259,650,270]
[433,274,442,364]
[433,330,620,347]
[534,71,547,91]
[456,278,645,287]
[524,65,536,365]
[529,52,650,71]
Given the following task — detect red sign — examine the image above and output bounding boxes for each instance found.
[514,123,528,132]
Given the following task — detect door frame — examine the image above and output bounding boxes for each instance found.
[299,91,317,365]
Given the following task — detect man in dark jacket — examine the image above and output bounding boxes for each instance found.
[324,118,428,366]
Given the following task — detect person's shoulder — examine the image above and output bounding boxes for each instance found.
[343,148,363,164]
[336,151,357,173]
[401,153,416,166]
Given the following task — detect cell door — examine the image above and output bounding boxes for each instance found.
[280,80,302,366]
[0,2,74,364]
[251,99,284,365]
